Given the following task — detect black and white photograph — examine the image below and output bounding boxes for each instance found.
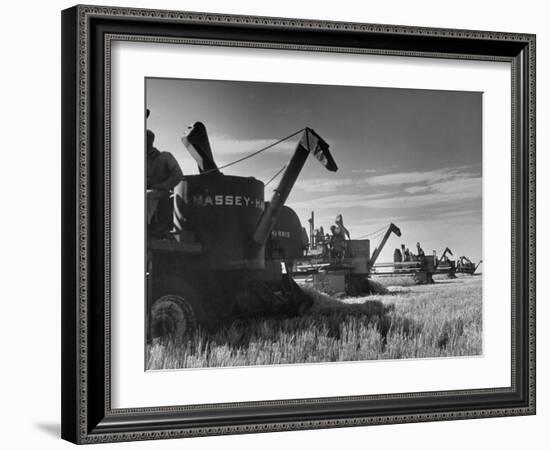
[1,0,544,447]
[145,78,483,370]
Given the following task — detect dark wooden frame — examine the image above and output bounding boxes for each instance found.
[61,4,536,444]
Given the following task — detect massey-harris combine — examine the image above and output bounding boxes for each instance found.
[370,255,437,284]
[293,216,443,293]
[433,247,482,277]
[434,247,457,278]
[456,255,483,274]
[293,223,404,295]
[147,125,338,340]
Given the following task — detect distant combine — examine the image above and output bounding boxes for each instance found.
[292,214,438,294]
[292,214,482,294]
[293,221,405,294]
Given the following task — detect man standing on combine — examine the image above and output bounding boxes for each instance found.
[416,242,426,269]
[335,214,351,240]
[147,129,183,192]
[146,110,184,237]
[329,225,346,262]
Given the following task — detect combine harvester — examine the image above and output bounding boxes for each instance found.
[293,217,442,294]
[434,247,457,278]
[369,240,437,284]
[433,247,482,277]
[293,223,403,295]
[376,247,483,282]
[291,216,481,294]
[456,255,483,274]
[147,125,338,340]
[370,256,437,284]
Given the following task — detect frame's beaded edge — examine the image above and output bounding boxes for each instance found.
[73,5,536,443]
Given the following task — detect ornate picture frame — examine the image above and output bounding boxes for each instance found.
[61,5,535,444]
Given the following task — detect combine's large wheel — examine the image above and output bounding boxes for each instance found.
[150,294,197,341]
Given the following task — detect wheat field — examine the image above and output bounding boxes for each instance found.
[146,275,482,370]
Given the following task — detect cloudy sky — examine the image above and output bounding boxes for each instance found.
[146,78,482,264]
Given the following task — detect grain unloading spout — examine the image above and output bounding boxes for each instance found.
[251,127,337,246]
[368,223,402,271]
[438,247,453,263]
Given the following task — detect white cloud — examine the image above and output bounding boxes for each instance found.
[405,185,429,194]
[295,178,355,193]
[370,182,480,208]
[364,166,473,186]
[291,175,481,210]
[402,176,482,199]
[429,177,481,195]
[351,165,400,174]
[351,166,482,209]
[437,209,481,219]
[351,168,378,174]
[290,192,390,210]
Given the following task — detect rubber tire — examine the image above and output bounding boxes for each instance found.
[148,276,211,339]
[149,294,197,341]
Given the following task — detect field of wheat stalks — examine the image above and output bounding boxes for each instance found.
[146,275,482,370]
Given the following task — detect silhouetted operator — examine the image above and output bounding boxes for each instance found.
[330,225,346,261]
[147,129,183,237]
[147,130,183,191]
[301,227,310,256]
[416,242,426,269]
[394,247,403,263]
[335,214,351,240]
